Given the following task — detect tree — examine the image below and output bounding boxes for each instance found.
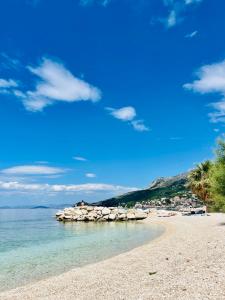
[188,160,212,209]
[210,139,225,212]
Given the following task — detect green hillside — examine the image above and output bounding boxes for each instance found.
[94,173,188,207]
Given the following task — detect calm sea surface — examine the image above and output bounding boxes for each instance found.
[0,208,164,292]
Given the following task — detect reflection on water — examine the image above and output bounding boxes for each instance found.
[0,209,164,292]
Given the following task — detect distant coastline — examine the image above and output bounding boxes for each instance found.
[0,204,72,209]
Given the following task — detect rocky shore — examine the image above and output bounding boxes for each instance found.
[56,206,148,222]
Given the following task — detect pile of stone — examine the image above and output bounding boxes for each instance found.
[56,206,148,222]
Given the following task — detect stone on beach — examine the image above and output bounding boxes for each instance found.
[56,205,148,222]
[102,208,111,215]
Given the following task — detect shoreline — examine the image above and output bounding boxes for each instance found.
[1,214,225,299]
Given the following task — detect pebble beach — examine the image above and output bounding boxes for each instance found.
[1,213,225,300]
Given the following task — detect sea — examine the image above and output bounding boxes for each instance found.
[0,208,164,292]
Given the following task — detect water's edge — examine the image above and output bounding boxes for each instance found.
[0,209,164,292]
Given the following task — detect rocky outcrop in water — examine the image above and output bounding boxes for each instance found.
[56,206,148,222]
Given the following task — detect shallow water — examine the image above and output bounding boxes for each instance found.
[0,208,164,292]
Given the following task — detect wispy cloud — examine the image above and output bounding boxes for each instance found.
[0,57,101,112]
[73,156,88,162]
[0,53,21,70]
[131,120,149,132]
[0,181,137,194]
[185,30,198,38]
[160,0,202,28]
[0,78,18,89]
[106,106,149,132]
[167,10,177,28]
[1,165,66,175]
[86,173,96,178]
[80,0,202,28]
[184,59,225,123]
[184,0,202,4]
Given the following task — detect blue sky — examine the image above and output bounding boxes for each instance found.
[0,0,224,206]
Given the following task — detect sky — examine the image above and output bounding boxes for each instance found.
[0,0,224,206]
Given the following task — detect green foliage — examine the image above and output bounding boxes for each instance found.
[210,139,225,212]
[187,160,212,205]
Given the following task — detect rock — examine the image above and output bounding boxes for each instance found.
[110,208,118,215]
[117,214,126,221]
[77,215,86,221]
[102,208,111,215]
[98,218,107,222]
[127,213,136,220]
[86,206,94,212]
[88,212,98,218]
[148,271,157,276]
[118,208,126,214]
[135,212,147,220]
[57,215,65,221]
[64,215,73,220]
[74,209,83,216]
[56,211,64,216]
[64,210,73,215]
[94,206,103,211]
[56,205,148,222]
[108,214,116,220]
[157,210,177,217]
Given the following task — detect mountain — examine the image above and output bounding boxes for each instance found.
[94,173,188,207]
[31,206,50,209]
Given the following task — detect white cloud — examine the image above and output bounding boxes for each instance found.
[73,156,87,161]
[167,10,177,28]
[24,58,101,111]
[107,106,136,121]
[184,60,225,94]
[131,120,150,132]
[106,106,149,132]
[86,173,96,178]
[0,181,137,194]
[0,57,101,112]
[0,78,18,88]
[184,59,225,123]
[185,30,198,38]
[1,165,66,175]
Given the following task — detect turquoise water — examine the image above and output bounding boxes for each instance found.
[0,209,164,292]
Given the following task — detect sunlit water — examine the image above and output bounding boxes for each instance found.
[0,208,164,292]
